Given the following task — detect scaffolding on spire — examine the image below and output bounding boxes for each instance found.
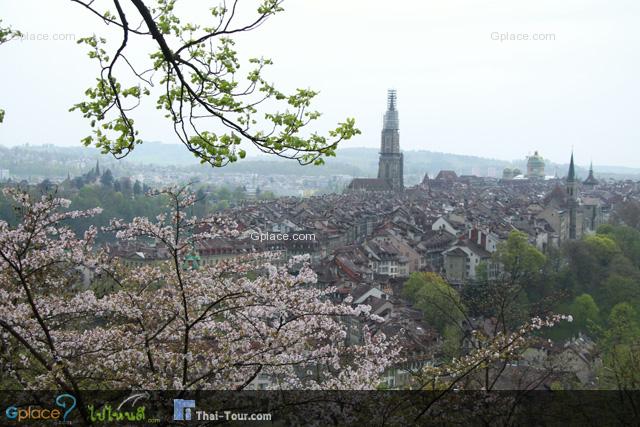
[383,89,399,130]
[387,89,397,111]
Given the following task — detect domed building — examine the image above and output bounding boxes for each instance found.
[526,151,545,178]
[502,167,524,180]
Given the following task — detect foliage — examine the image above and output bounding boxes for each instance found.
[561,227,638,305]
[402,271,433,301]
[403,272,464,333]
[597,224,640,267]
[600,274,640,314]
[584,234,621,266]
[1,170,278,241]
[0,20,20,44]
[598,303,640,389]
[466,232,545,331]
[69,0,360,166]
[442,324,462,359]
[606,303,640,346]
[569,293,600,333]
[493,230,546,287]
[599,344,640,390]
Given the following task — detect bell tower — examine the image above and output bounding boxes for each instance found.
[377,90,404,190]
[567,152,578,240]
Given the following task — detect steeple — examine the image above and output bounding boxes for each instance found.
[583,161,599,187]
[567,152,575,182]
[377,89,403,190]
[566,151,578,240]
[383,89,399,131]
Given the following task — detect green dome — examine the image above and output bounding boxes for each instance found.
[526,151,545,177]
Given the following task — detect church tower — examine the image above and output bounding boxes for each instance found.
[377,90,404,190]
[583,162,599,188]
[567,152,578,240]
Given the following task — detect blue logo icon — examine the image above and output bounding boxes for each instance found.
[173,399,195,421]
[56,394,77,422]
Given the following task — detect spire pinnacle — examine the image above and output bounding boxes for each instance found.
[387,89,397,111]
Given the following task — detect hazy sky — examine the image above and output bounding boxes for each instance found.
[1,0,639,167]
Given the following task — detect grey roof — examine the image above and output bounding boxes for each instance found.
[347,178,393,192]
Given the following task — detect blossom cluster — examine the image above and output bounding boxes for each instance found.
[0,188,398,391]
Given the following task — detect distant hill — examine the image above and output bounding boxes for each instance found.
[328,148,513,177]
[124,143,514,176]
[1,142,639,181]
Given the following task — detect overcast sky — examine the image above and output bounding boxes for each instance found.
[1,0,639,167]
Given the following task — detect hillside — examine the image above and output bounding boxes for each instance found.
[1,142,638,181]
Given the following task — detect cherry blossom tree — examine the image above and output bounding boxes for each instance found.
[0,186,399,393]
[0,185,580,425]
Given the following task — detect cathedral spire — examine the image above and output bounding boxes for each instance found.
[377,89,403,190]
[383,89,399,130]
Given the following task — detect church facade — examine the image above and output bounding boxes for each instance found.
[538,152,604,244]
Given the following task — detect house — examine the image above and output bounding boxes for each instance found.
[443,239,493,284]
[432,216,460,236]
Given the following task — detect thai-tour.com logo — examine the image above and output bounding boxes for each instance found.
[5,394,76,422]
[173,399,272,422]
[173,399,196,421]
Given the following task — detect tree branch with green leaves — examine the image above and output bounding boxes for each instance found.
[69,0,360,166]
[0,19,22,124]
